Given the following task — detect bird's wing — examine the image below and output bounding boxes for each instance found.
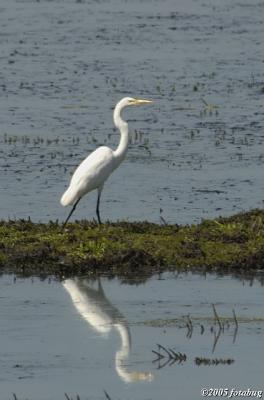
[70,146,115,190]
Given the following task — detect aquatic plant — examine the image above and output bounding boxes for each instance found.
[152,344,187,368]
[152,344,234,368]
[201,98,219,116]
[195,357,234,366]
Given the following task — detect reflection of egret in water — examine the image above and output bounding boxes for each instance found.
[62,278,153,383]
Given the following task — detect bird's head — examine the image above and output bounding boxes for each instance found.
[113,97,153,127]
[115,97,153,110]
[123,97,153,107]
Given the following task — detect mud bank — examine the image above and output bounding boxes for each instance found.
[0,209,263,278]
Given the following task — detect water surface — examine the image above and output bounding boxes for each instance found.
[1,272,264,399]
[0,0,263,223]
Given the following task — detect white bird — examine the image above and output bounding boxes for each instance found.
[60,97,153,226]
[62,277,153,383]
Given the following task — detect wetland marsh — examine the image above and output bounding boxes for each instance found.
[0,0,263,224]
[1,273,264,400]
[0,0,264,398]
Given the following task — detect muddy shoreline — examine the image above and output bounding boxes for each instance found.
[0,209,263,279]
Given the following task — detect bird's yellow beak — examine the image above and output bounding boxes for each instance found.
[130,98,153,105]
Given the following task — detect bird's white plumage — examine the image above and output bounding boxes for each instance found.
[61,146,115,206]
[60,97,152,223]
[62,278,153,382]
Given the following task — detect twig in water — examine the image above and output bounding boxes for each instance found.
[157,343,173,359]
[157,357,172,369]
[212,304,223,331]
[152,349,165,361]
[12,395,18,400]
[169,349,187,363]
[104,390,112,400]
[64,395,80,400]
[232,309,238,329]
[212,327,221,353]
[232,308,238,343]
[186,315,193,338]
[153,344,187,368]
[168,348,184,365]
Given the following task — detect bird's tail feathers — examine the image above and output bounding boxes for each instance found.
[60,186,79,206]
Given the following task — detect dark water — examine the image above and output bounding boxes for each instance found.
[0,0,263,223]
[0,273,264,400]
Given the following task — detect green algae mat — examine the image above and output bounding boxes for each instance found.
[0,209,264,278]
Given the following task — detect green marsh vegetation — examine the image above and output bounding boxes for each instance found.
[0,209,263,278]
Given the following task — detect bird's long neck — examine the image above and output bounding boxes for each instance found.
[113,103,129,165]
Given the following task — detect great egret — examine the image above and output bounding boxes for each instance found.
[60,97,153,226]
[63,277,153,382]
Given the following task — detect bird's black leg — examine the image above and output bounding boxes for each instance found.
[63,197,81,228]
[96,189,102,225]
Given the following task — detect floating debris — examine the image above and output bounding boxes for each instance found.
[195,357,234,366]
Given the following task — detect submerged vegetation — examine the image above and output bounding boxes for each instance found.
[0,209,264,278]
